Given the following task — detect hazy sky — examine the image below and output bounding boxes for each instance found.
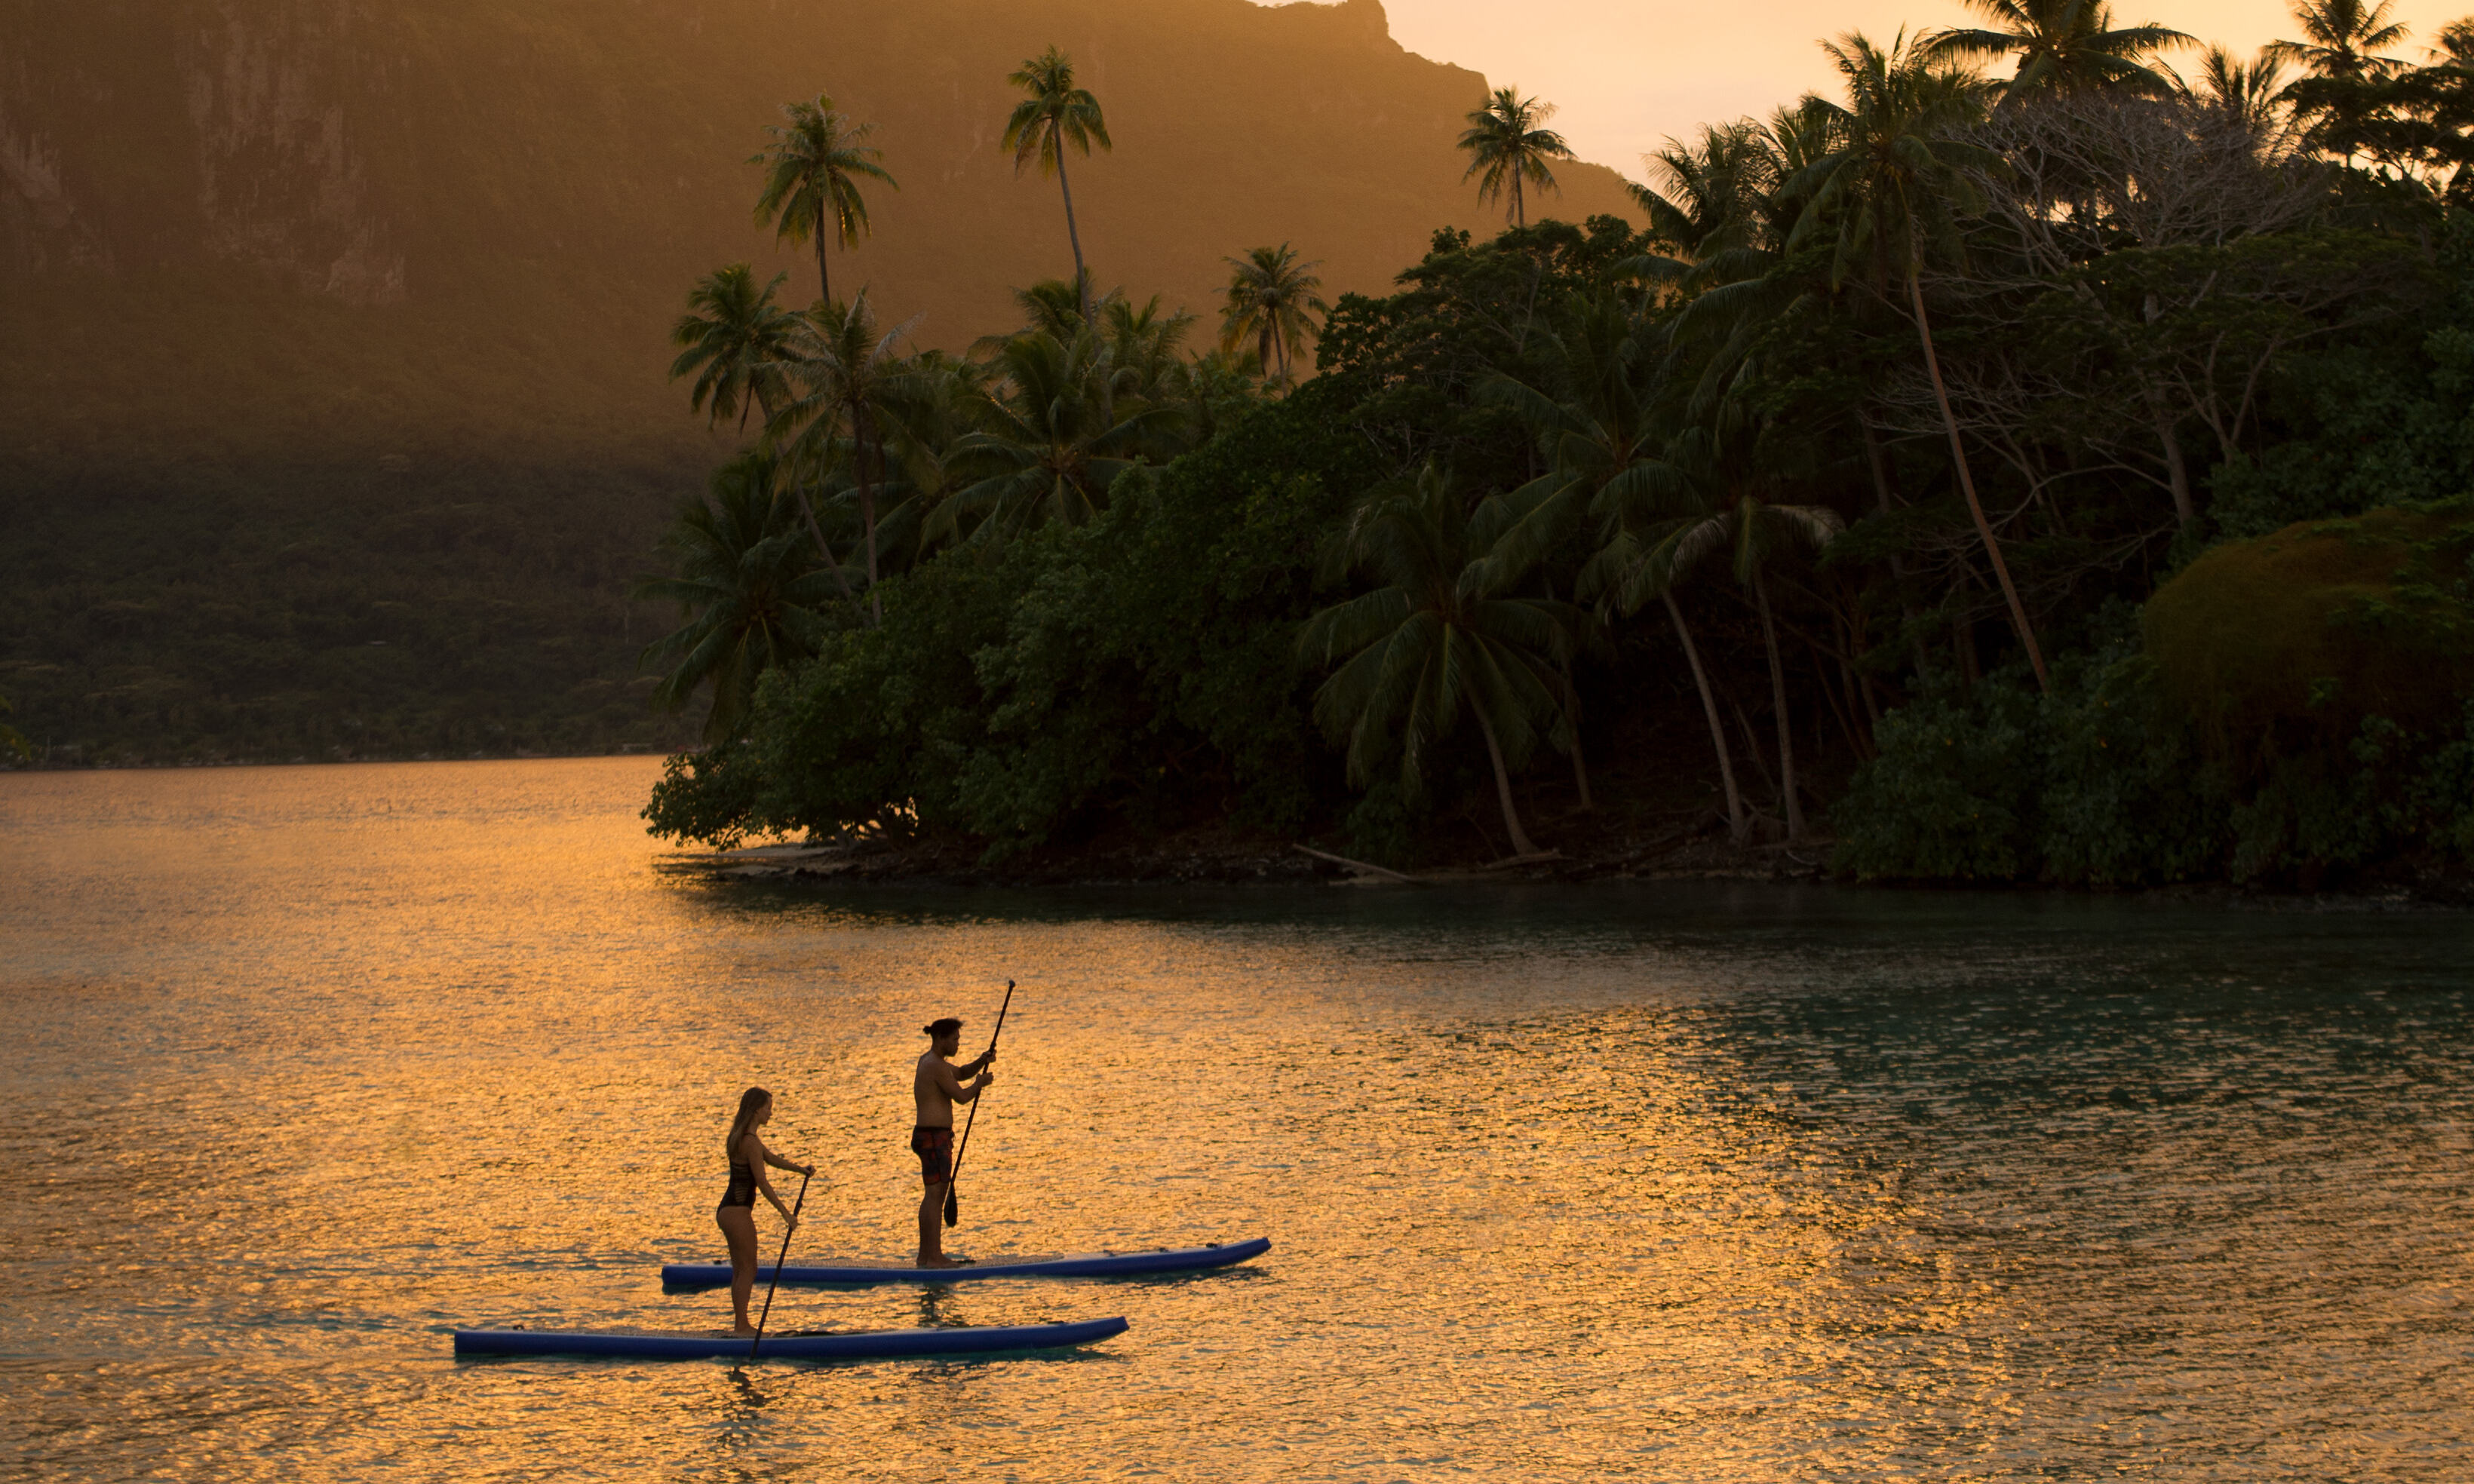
[1327,0,2469,180]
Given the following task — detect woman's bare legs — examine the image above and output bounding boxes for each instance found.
[717,1204,760,1334]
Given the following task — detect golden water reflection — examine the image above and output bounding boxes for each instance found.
[2,759,2468,1479]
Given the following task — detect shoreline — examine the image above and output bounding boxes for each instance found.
[671,823,2474,911]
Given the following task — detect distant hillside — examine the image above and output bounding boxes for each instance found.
[0,0,1639,765]
[2,0,1638,463]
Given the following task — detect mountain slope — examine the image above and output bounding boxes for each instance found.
[0,0,1639,764]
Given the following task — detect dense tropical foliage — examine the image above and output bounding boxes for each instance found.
[637,15,2474,891]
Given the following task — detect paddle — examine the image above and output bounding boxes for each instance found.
[943,978,1014,1228]
[745,1168,811,1363]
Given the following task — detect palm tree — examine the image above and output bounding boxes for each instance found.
[1300,463,1583,858]
[1218,244,1328,385]
[872,350,999,541]
[2188,45,2295,135]
[1021,274,1119,339]
[1459,87,1576,228]
[634,452,844,743]
[1476,299,1752,843]
[970,274,1126,361]
[2273,0,2412,165]
[2273,0,2409,81]
[1926,0,2193,99]
[752,96,898,305]
[1788,30,2052,693]
[1631,121,1784,268]
[1003,48,1111,323]
[1588,399,1843,841]
[1103,293,1199,404]
[768,290,916,626]
[939,329,1183,541]
[669,264,798,433]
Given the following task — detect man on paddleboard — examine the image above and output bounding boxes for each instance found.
[914,1016,995,1268]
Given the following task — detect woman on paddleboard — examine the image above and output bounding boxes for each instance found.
[718,1086,813,1335]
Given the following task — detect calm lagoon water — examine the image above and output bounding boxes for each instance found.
[2,756,2469,1480]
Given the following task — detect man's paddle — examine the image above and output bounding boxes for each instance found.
[943,979,1014,1228]
[745,1168,810,1363]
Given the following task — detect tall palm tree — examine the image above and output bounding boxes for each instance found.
[1003,48,1111,324]
[1477,299,1751,843]
[1926,0,2193,99]
[939,329,1183,541]
[669,264,798,433]
[634,452,844,744]
[768,290,916,626]
[1788,30,2053,693]
[752,96,898,306]
[1219,244,1328,385]
[1458,87,1575,228]
[1299,463,1583,859]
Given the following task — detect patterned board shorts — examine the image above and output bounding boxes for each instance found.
[910,1125,954,1185]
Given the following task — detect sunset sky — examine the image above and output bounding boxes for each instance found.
[1352,0,2467,180]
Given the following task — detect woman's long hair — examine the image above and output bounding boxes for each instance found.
[726,1085,772,1157]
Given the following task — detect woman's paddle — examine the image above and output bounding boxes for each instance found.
[745,1168,810,1363]
[943,979,1014,1228]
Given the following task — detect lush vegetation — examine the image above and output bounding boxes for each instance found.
[642,10,2474,890]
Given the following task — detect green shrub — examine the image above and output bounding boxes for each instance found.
[1837,627,2474,889]
[2034,652,2225,887]
[1831,682,2040,882]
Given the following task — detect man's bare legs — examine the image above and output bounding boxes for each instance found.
[917,1182,968,1267]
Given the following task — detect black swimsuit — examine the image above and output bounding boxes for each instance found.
[721,1151,756,1209]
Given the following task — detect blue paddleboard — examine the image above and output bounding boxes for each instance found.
[453,1315,1128,1360]
[660,1235,1271,1288]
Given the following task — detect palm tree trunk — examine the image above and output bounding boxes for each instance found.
[1910,268,2050,693]
[856,411,882,628]
[815,201,833,306]
[1054,142,1091,324]
[1665,591,1748,845]
[1752,567,1805,841]
[1470,706,1541,857]
[1552,649,1593,812]
[1512,168,1525,229]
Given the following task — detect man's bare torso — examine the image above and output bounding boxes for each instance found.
[915,1052,962,1127]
